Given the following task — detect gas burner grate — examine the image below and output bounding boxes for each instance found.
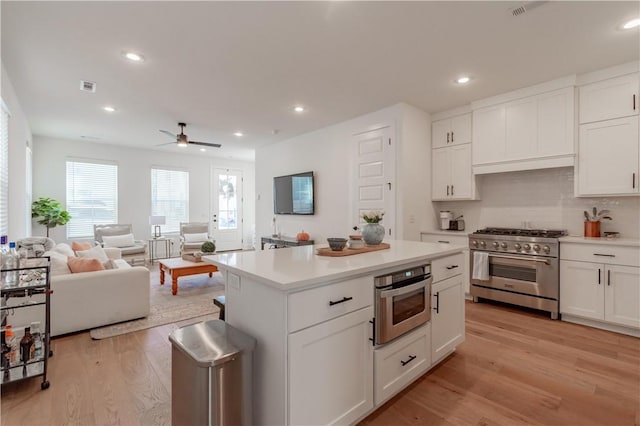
[474,228,567,238]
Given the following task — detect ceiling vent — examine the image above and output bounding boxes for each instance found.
[508,1,547,17]
[80,80,96,93]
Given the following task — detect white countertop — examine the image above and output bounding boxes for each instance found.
[420,230,470,236]
[560,236,640,247]
[203,240,465,291]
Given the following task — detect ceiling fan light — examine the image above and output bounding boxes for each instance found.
[177,141,188,147]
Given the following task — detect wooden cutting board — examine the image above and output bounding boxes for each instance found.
[316,243,390,257]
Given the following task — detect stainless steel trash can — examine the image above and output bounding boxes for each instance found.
[169,319,256,426]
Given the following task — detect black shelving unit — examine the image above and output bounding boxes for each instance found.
[1,257,52,390]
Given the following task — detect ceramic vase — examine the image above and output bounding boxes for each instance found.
[362,223,384,245]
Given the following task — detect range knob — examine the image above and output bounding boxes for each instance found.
[533,244,540,252]
[500,242,508,249]
[514,243,521,250]
[471,240,478,247]
[480,241,486,248]
[542,245,551,254]
[523,244,531,251]
[492,242,500,249]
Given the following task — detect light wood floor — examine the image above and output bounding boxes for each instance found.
[2,300,639,425]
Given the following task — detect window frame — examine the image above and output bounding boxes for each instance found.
[150,166,189,235]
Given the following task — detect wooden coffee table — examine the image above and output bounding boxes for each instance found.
[158,258,219,295]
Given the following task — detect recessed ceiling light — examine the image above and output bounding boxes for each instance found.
[294,106,305,113]
[200,148,206,152]
[103,106,116,112]
[124,51,144,62]
[456,76,471,84]
[233,132,244,137]
[623,18,640,29]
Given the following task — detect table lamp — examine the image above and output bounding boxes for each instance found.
[149,215,166,238]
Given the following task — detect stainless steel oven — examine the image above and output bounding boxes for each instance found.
[469,228,566,319]
[374,264,432,345]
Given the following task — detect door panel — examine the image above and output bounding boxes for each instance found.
[605,265,640,328]
[211,168,243,251]
[560,260,604,320]
[450,144,472,199]
[431,148,449,200]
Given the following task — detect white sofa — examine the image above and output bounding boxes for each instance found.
[14,243,151,336]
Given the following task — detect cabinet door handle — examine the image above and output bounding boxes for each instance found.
[593,253,615,257]
[447,132,450,143]
[437,240,450,244]
[369,318,375,344]
[634,94,637,111]
[608,270,611,286]
[451,131,454,143]
[633,172,636,189]
[329,296,353,306]
[400,355,417,366]
[433,292,440,314]
[598,268,601,285]
[446,265,459,270]
[451,185,454,196]
[446,185,450,196]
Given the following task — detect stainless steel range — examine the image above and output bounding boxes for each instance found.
[469,227,567,319]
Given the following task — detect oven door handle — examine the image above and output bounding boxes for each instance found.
[379,280,427,298]
[488,253,550,265]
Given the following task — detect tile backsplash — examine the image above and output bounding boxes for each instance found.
[434,167,640,238]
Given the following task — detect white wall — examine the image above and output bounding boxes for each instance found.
[32,137,256,249]
[255,103,431,244]
[2,63,33,240]
[433,167,640,239]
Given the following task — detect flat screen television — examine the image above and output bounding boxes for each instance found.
[274,171,314,215]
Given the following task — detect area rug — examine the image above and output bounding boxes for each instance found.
[90,269,225,339]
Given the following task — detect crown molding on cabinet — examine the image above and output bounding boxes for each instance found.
[471,75,577,110]
[576,61,640,87]
[431,105,472,122]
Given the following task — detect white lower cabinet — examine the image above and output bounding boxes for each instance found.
[431,274,465,364]
[373,323,430,405]
[288,306,373,426]
[560,241,640,334]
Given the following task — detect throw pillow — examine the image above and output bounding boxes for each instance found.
[67,257,105,273]
[184,232,208,243]
[43,251,71,276]
[51,243,75,258]
[76,245,110,265]
[102,233,135,248]
[71,241,92,252]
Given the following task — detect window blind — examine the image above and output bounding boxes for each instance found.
[66,160,118,239]
[151,168,189,234]
[0,104,9,237]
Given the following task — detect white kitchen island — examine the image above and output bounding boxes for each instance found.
[204,240,466,426]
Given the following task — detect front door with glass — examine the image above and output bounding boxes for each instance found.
[211,168,243,251]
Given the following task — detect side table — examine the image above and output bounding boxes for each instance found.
[149,237,171,263]
[260,236,315,250]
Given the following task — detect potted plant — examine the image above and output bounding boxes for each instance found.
[360,210,385,245]
[201,241,216,254]
[31,197,71,238]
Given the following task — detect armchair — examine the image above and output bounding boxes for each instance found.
[94,224,147,265]
[180,222,215,255]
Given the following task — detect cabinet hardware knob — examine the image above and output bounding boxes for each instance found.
[634,94,637,111]
[446,185,450,196]
[451,185,454,196]
[433,292,440,314]
[598,268,601,285]
[447,132,450,143]
[593,253,615,257]
[608,269,611,286]
[328,296,353,306]
[387,182,392,190]
[400,355,417,366]
[446,265,459,270]
[634,172,636,189]
[437,240,450,244]
[451,132,454,142]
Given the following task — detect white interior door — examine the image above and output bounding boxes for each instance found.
[351,126,396,238]
[212,168,243,251]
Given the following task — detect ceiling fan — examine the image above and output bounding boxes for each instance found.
[158,122,222,148]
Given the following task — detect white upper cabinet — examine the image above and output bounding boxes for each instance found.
[577,116,639,196]
[579,73,639,124]
[472,86,575,174]
[432,113,471,149]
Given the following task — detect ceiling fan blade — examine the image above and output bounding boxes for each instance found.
[159,129,177,139]
[155,141,177,146]
[189,140,222,148]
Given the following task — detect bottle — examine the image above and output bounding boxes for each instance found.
[5,325,17,366]
[1,330,10,381]
[19,327,33,364]
[30,322,42,360]
[0,235,8,287]
[3,242,20,288]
